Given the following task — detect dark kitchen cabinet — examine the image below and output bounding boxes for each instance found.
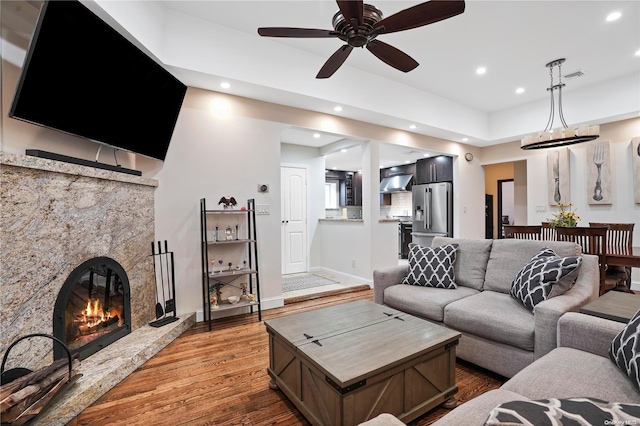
[416,156,453,184]
[354,172,362,206]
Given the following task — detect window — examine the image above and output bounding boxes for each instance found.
[325,181,338,209]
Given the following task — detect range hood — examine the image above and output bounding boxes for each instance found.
[380,174,413,193]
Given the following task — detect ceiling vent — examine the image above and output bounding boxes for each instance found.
[564,70,585,80]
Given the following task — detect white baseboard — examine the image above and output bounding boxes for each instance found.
[631,280,639,292]
[195,295,284,322]
[309,267,373,287]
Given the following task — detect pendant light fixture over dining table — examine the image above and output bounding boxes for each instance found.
[521,58,600,150]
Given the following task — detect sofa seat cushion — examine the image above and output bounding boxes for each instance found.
[502,347,640,404]
[484,240,581,294]
[431,390,530,426]
[444,291,534,351]
[383,284,479,322]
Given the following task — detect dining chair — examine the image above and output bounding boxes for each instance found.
[503,225,542,240]
[555,226,609,295]
[589,222,635,292]
[541,222,556,241]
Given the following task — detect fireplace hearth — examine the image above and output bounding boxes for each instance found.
[0,152,195,425]
[53,257,131,361]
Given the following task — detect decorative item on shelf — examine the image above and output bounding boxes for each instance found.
[225,226,235,241]
[210,292,219,309]
[250,292,256,302]
[521,58,599,150]
[228,262,233,272]
[218,196,237,209]
[240,283,249,300]
[235,224,239,240]
[217,259,223,272]
[227,296,240,304]
[215,225,219,242]
[548,203,580,227]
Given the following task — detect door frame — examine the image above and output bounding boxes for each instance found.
[280,164,310,274]
[497,179,514,239]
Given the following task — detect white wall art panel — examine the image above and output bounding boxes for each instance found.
[585,140,612,205]
[633,137,640,204]
[547,148,571,205]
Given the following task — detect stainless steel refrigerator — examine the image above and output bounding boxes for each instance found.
[411,182,453,247]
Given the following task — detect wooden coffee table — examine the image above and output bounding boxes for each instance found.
[265,300,460,426]
[580,291,640,323]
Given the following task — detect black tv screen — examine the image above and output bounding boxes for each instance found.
[9,0,187,161]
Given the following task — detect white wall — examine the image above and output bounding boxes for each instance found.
[152,89,285,315]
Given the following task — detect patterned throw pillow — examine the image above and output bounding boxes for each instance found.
[485,398,640,425]
[609,308,640,391]
[401,243,458,289]
[510,248,582,312]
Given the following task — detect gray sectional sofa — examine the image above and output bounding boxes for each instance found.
[373,237,600,378]
[432,312,640,425]
[359,313,640,426]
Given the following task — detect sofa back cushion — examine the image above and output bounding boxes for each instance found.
[484,239,581,293]
[432,237,492,291]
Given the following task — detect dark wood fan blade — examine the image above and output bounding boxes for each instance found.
[258,27,337,38]
[337,0,364,28]
[373,0,465,34]
[366,40,419,72]
[316,45,353,79]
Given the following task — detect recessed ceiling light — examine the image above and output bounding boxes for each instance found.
[334,106,343,112]
[332,167,337,170]
[423,153,430,157]
[476,67,487,75]
[606,11,621,22]
[409,124,416,129]
[635,49,640,57]
[340,149,347,153]
[220,82,231,89]
[313,133,320,138]
[404,160,410,164]
[516,87,525,94]
[462,138,469,142]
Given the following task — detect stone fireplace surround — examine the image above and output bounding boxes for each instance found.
[0,152,194,424]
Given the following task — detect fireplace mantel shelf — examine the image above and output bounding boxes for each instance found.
[0,152,158,187]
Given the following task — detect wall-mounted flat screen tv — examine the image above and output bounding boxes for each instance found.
[9,0,187,161]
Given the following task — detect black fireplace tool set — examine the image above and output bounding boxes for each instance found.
[150,240,179,327]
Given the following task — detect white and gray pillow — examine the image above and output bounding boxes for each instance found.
[485,397,640,425]
[510,248,582,312]
[402,243,458,289]
[610,308,640,392]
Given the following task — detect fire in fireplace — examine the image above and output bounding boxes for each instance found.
[53,257,131,360]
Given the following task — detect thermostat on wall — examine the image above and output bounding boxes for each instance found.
[258,184,269,193]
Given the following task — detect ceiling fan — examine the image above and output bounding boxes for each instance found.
[257,0,465,79]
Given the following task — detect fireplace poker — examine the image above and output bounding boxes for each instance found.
[152,242,164,319]
[163,240,175,314]
[156,241,166,318]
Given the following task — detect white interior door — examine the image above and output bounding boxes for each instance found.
[281,166,307,274]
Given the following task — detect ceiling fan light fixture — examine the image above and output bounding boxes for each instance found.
[520,58,599,150]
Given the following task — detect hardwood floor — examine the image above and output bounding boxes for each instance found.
[70,289,506,425]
